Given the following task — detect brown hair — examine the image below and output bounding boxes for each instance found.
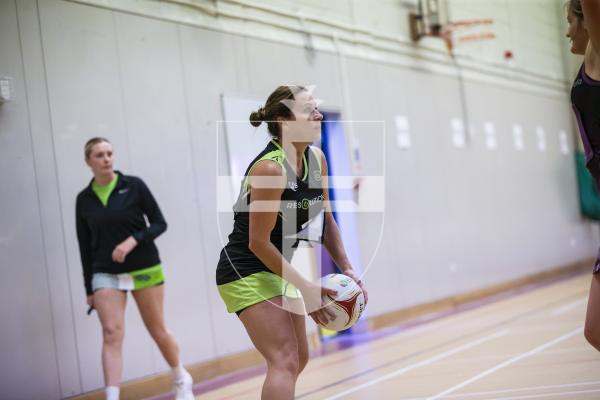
[249,85,305,139]
[567,0,583,20]
[84,137,111,159]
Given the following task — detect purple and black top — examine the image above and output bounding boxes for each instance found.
[571,63,600,188]
[571,63,600,272]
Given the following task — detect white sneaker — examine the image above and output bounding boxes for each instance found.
[173,370,195,400]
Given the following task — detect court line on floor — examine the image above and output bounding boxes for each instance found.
[321,330,509,400]
[427,345,591,365]
[487,388,600,400]
[426,327,583,400]
[402,380,600,399]
[551,297,587,316]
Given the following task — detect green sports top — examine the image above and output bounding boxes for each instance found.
[216,140,325,285]
[92,174,119,207]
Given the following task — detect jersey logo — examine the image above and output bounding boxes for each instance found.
[313,170,322,181]
[118,188,129,194]
[288,181,298,191]
[302,198,310,210]
[573,78,582,88]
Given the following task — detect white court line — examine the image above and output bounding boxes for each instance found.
[323,330,508,400]
[426,327,583,400]
[403,380,600,399]
[551,298,587,316]
[488,388,600,399]
[433,345,590,364]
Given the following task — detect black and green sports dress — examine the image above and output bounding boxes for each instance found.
[216,140,325,313]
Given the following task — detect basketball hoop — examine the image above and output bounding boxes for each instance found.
[440,19,496,56]
[409,14,497,58]
[444,19,494,30]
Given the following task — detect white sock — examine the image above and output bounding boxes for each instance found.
[172,362,188,381]
[105,386,120,400]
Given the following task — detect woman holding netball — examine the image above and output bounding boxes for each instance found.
[216,85,368,399]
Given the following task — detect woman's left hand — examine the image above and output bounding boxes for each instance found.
[112,236,138,263]
[343,269,368,305]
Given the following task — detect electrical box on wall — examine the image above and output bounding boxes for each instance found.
[0,77,15,104]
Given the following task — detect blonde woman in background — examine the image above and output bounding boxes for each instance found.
[75,137,194,400]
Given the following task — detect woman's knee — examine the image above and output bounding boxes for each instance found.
[297,345,309,374]
[268,341,300,375]
[102,323,124,346]
[584,323,600,350]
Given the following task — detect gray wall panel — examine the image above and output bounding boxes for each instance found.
[16,0,82,396]
[114,11,216,366]
[0,0,61,398]
[178,26,254,357]
[38,0,130,391]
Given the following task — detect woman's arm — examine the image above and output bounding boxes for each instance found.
[248,160,337,323]
[132,177,167,243]
[317,148,369,303]
[113,177,167,263]
[75,196,94,296]
[583,0,600,58]
[248,160,304,285]
[323,209,352,271]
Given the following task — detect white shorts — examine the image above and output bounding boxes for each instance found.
[91,265,164,292]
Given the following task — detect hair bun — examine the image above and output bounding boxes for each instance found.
[249,106,266,127]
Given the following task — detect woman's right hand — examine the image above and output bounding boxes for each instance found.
[299,280,338,326]
[86,295,94,309]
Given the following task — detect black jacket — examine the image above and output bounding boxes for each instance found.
[75,171,167,294]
